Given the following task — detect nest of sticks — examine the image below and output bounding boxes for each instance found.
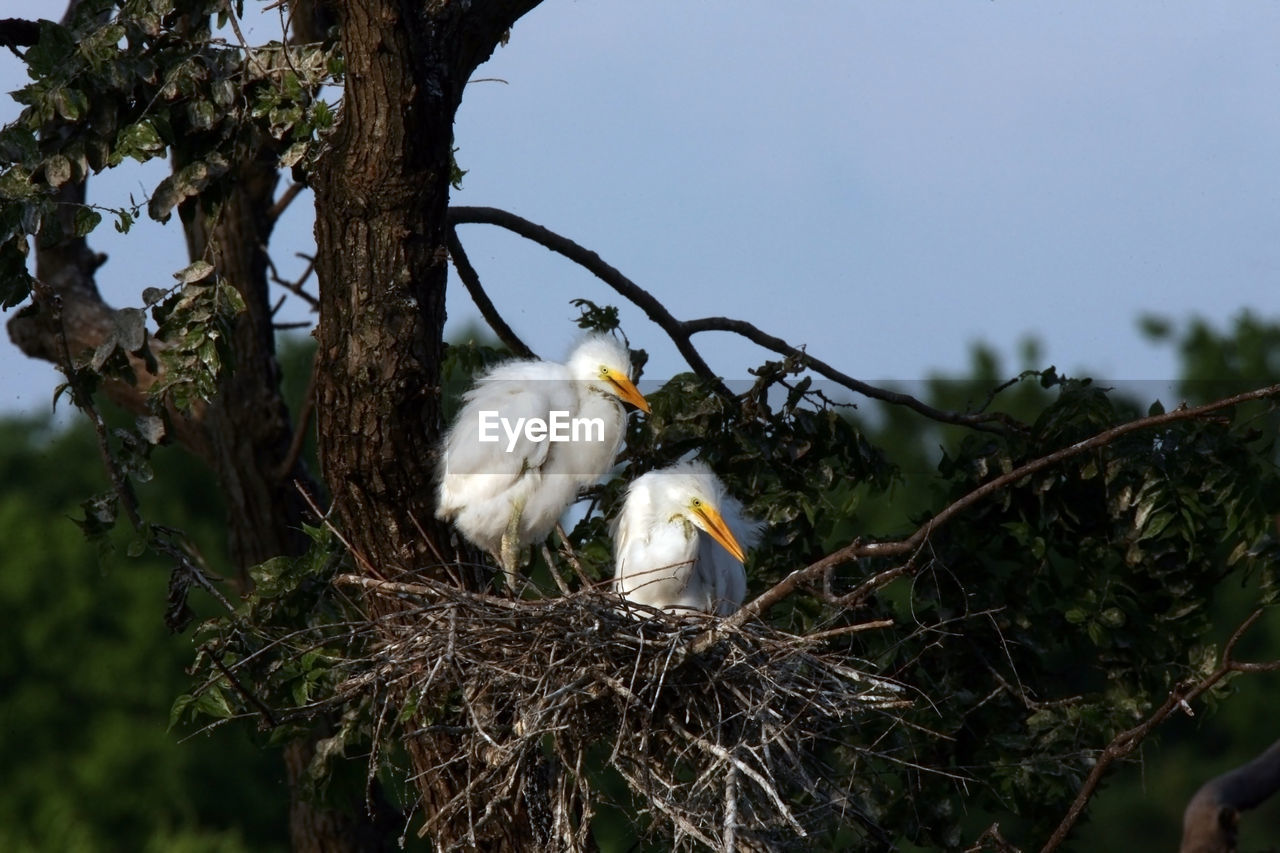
[326,569,911,851]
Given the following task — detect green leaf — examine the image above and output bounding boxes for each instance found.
[73,206,102,237]
[173,260,214,284]
[1100,607,1126,628]
[52,87,88,121]
[149,155,230,222]
[169,693,197,730]
[194,685,235,720]
[114,120,165,164]
[0,239,35,308]
[114,208,135,233]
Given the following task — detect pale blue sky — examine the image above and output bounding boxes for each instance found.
[2,2,1278,414]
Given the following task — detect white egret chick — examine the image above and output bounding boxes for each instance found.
[613,461,759,616]
[436,334,650,581]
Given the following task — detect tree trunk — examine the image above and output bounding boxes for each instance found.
[312,0,543,845]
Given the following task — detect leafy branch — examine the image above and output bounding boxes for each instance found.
[699,380,1280,649]
[1041,607,1280,852]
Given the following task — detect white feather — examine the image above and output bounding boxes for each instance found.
[436,334,645,563]
[612,460,760,616]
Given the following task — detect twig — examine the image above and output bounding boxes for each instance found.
[798,619,895,644]
[266,251,319,309]
[540,544,572,595]
[267,181,306,223]
[446,227,534,358]
[208,644,280,728]
[554,522,593,588]
[1040,608,1280,852]
[222,0,269,79]
[967,822,1022,853]
[683,315,1019,433]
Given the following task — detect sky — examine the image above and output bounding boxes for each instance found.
[1,1,1278,415]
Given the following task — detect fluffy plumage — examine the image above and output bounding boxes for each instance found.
[437,334,649,574]
[612,461,760,616]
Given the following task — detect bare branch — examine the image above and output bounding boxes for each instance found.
[267,181,306,223]
[449,205,729,393]
[0,17,41,50]
[266,251,318,310]
[446,227,534,358]
[449,205,1032,432]
[683,316,1019,433]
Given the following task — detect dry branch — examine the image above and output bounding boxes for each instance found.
[446,225,534,359]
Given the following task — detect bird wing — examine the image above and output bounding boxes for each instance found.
[441,367,577,487]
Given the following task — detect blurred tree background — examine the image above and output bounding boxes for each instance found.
[3,315,1275,850]
[0,342,323,851]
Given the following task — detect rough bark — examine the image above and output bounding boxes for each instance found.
[311,0,542,845]
[8,3,389,849]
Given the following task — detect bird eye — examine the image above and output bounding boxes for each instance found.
[691,498,702,508]
[599,366,610,377]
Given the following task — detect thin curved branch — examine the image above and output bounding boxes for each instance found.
[683,316,1020,433]
[448,206,729,394]
[692,381,1280,653]
[1041,608,1280,852]
[267,181,306,223]
[446,226,533,359]
[449,206,1021,431]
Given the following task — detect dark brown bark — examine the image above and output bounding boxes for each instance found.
[177,152,316,571]
[311,0,542,845]
[9,3,388,849]
[182,152,389,853]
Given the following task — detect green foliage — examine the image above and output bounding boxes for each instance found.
[0,0,340,307]
[0,415,288,851]
[571,297,621,334]
[564,322,1278,847]
[883,378,1277,844]
[149,273,247,411]
[16,294,1279,851]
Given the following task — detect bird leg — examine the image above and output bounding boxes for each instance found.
[499,495,527,590]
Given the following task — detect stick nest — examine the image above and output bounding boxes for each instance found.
[328,573,909,851]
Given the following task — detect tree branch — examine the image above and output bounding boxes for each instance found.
[446,226,533,358]
[449,206,1024,431]
[683,316,1020,433]
[1040,608,1280,852]
[692,381,1280,653]
[0,17,41,50]
[448,206,729,393]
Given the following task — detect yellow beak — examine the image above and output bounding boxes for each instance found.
[606,370,651,414]
[693,504,746,564]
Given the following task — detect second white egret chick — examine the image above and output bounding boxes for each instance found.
[436,334,650,582]
[613,461,759,616]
